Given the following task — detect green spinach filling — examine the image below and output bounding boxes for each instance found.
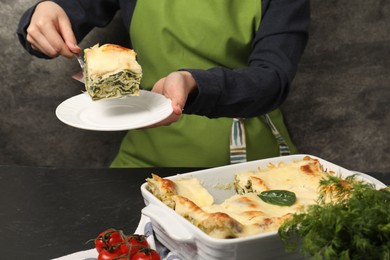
[85,70,141,101]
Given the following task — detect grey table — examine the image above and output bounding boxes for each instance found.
[0,166,388,259]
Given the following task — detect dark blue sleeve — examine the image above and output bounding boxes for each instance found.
[183,0,310,118]
[17,0,121,59]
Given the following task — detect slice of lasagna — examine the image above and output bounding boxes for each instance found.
[83,44,142,101]
[146,156,334,239]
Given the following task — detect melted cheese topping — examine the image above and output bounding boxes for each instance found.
[84,44,142,78]
[168,156,332,238]
[235,159,327,205]
[174,178,214,207]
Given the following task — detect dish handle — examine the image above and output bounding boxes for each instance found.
[141,204,194,242]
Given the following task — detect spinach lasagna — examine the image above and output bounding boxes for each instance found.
[146,156,335,239]
[83,44,142,101]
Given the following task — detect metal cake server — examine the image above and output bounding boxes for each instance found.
[75,54,84,69]
[72,53,85,83]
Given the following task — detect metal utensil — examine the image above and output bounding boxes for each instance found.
[72,53,85,83]
[75,54,84,69]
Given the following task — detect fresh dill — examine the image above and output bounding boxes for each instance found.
[278,175,390,260]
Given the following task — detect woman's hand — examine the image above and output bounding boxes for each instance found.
[26,1,80,58]
[148,71,197,127]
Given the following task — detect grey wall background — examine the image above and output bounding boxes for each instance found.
[1,0,389,172]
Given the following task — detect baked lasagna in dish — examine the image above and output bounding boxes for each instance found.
[146,156,336,239]
[83,44,142,101]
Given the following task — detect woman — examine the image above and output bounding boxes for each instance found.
[17,0,310,167]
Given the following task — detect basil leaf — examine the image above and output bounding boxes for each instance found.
[258,190,296,206]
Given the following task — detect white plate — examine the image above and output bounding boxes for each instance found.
[55,90,173,131]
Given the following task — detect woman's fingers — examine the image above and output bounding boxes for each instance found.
[152,76,184,116]
[27,20,70,57]
[26,1,79,58]
[58,15,80,56]
[152,71,196,113]
[147,71,198,128]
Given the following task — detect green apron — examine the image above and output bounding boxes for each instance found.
[111,0,297,168]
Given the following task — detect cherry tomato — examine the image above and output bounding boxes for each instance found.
[120,234,149,257]
[95,229,125,253]
[95,236,106,253]
[97,249,121,260]
[106,231,124,252]
[131,248,161,260]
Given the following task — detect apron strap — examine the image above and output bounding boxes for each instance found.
[229,118,247,164]
[263,114,291,156]
[229,115,291,164]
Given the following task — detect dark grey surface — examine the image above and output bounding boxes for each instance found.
[1,0,389,171]
[0,166,202,259]
[0,166,388,259]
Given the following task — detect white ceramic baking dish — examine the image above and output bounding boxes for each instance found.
[140,154,386,260]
